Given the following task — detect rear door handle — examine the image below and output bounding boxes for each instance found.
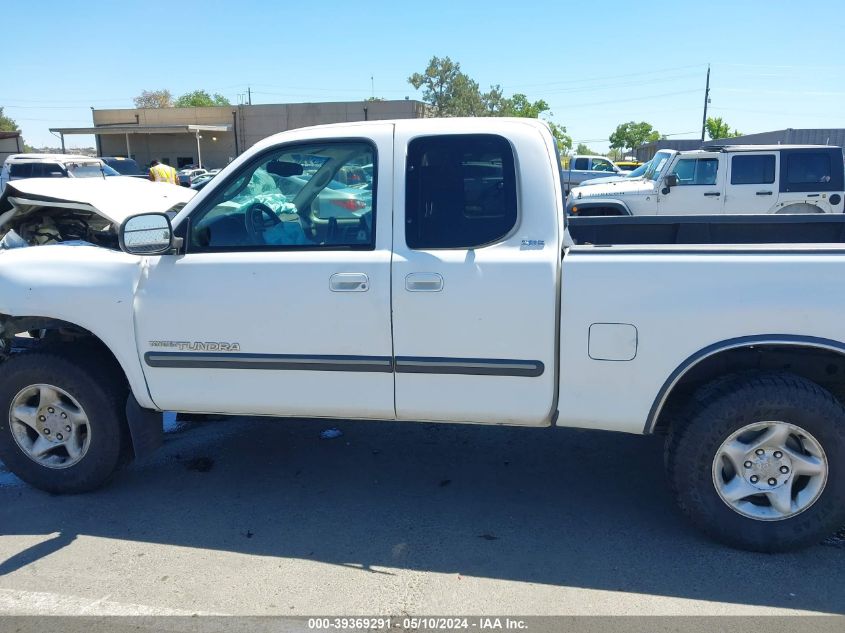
[330,273,369,292]
[405,272,443,292]
[703,192,721,197]
[756,191,773,196]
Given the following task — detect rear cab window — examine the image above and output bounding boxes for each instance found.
[405,134,517,249]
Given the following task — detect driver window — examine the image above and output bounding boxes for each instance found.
[190,141,375,251]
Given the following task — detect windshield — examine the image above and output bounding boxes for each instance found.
[643,152,672,181]
[103,158,141,175]
[626,161,651,178]
[66,162,119,178]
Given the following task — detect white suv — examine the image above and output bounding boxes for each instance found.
[568,145,845,215]
[0,154,119,193]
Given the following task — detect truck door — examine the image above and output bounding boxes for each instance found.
[658,153,725,214]
[723,151,778,213]
[390,125,560,426]
[134,124,395,419]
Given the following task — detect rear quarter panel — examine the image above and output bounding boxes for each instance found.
[558,247,845,433]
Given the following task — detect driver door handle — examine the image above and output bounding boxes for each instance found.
[330,273,369,292]
[703,192,721,197]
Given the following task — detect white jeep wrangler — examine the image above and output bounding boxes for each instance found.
[568,145,845,216]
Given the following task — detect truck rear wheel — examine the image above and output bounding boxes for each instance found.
[0,350,128,493]
[666,372,845,551]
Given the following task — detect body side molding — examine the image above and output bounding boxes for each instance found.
[144,352,544,377]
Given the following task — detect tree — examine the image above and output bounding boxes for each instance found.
[705,116,741,140]
[0,107,19,132]
[609,121,660,155]
[408,57,571,151]
[133,89,173,108]
[576,143,598,156]
[174,90,231,108]
[495,92,571,151]
[408,56,485,116]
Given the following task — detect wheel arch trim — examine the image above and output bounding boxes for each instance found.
[0,314,155,410]
[644,334,845,434]
[568,198,632,216]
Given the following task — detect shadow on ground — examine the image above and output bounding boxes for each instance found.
[0,417,842,613]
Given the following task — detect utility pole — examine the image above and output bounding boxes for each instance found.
[370,75,374,100]
[247,86,252,106]
[700,64,711,142]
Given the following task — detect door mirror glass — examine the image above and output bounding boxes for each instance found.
[119,213,173,254]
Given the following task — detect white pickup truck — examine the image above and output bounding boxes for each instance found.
[1,118,844,552]
[568,145,845,216]
[561,154,625,193]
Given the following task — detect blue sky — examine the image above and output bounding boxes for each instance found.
[4,0,843,150]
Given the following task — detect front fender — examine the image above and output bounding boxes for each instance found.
[0,245,154,408]
[567,197,632,215]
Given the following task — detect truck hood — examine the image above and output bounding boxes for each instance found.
[0,177,195,229]
[571,178,655,199]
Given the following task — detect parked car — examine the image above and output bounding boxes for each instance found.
[191,170,371,219]
[2,119,845,553]
[561,155,625,193]
[189,173,217,189]
[177,168,208,187]
[568,145,845,215]
[579,159,652,186]
[0,154,119,192]
[614,160,642,172]
[99,157,144,178]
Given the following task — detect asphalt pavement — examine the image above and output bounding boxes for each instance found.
[0,416,843,616]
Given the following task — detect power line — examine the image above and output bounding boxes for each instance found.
[505,63,708,89]
[552,88,702,110]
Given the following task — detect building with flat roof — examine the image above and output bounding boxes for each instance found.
[0,131,24,164]
[51,100,426,170]
[711,128,845,148]
[635,129,845,162]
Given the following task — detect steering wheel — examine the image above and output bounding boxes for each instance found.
[244,202,281,244]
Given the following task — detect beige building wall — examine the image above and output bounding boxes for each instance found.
[93,100,425,170]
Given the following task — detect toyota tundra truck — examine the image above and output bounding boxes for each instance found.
[1,118,844,552]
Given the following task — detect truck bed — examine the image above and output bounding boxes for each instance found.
[567,214,845,246]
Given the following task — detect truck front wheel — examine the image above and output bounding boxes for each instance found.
[0,350,128,493]
[666,372,845,551]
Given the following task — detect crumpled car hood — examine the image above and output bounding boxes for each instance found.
[0,177,196,229]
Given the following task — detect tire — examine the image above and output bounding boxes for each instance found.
[0,350,129,493]
[666,372,845,552]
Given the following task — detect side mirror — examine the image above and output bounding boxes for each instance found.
[119,213,175,255]
[661,173,678,194]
